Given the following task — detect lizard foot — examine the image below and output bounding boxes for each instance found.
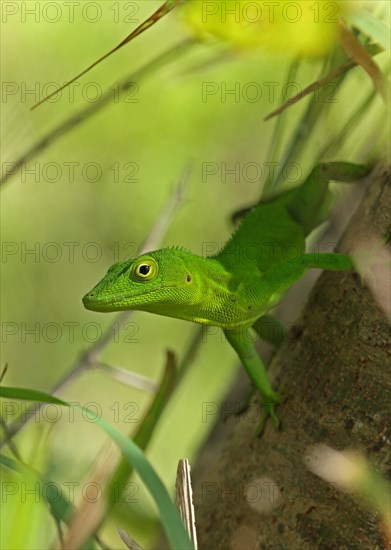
[256,391,285,435]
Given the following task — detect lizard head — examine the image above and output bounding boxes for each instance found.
[82,247,207,318]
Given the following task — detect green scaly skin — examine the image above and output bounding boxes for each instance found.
[83,162,369,431]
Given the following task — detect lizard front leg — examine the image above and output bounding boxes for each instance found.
[252,313,286,348]
[226,254,355,431]
[224,326,283,433]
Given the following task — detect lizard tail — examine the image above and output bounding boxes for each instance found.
[287,162,369,236]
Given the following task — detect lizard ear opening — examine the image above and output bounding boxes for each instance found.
[186,274,192,283]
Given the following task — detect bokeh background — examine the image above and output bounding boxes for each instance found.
[1,1,389,548]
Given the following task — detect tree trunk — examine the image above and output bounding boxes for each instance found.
[193,164,390,550]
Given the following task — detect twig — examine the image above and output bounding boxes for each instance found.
[92,361,157,393]
[1,39,195,186]
[0,419,22,461]
[176,459,198,549]
[0,363,8,383]
[264,59,355,121]
[61,444,119,550]
[317,87,377,161]
[271,51,350,188]
[107,349,178,498]
[339,22,388,101]
[75,326,204,548]
[263,44,382,122]
[0,167,191,448]
[117,528,143,550]
[31,0,183,110]
[263,60,299,192]
[112,324,204,489]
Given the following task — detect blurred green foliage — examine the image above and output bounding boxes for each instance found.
[1,1,389,548]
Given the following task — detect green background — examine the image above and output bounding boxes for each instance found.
[1,1,389,548]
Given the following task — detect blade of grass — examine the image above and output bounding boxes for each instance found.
[0,452,98,550]
[0,364,8,383]
[272,47,351,188]
[110,325,204,494]
[82,409,195,550]
[92,362,157,393]
[63,350,177,549]
[31,0,184,110]
[108,350,178,499]
[77,327,204,548]
[1,39,195,186]
[339,22,388,101]
[0,387,195,549]
[346,8,390,51]
[117,528,143,550]
[263,44,382,122]
[263,59,299,192]
[175,459,198,549]
[317,88,377,161]
[62,442,119,550]
[0,387,66,404]
[0,168,189,450]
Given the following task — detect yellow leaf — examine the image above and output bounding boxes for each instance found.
[182,1,353,57]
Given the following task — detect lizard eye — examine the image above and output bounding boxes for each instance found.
[132,258,158,281]
[139,265,150,275]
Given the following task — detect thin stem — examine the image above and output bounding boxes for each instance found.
[273,48,349,187]
[317,88,377,161]
[31,0,183,110]
[0,167,191,448]
[108,325,204,501]
[263,44,382,122]
[1,39,195,187]
[263,60,299,192]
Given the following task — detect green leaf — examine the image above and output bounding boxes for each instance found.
[81,407,194,550]
[0,453,19,471]
[0,453,97,549]
[347,10,390,51]
[0,387,194,550]
[0,453,72,522]
[0,386,67,405]
[182,0,343,57]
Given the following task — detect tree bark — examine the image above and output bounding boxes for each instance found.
[193,164,391,550]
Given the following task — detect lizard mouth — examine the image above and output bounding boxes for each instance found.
[82,285,176,312]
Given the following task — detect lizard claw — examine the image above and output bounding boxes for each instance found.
[256,391,284,435]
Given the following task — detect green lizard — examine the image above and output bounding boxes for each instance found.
[83,162,369,430]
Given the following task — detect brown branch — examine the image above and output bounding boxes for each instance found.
[264,44,382,121]
[193,164,391,549]
[339,22,388,101]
